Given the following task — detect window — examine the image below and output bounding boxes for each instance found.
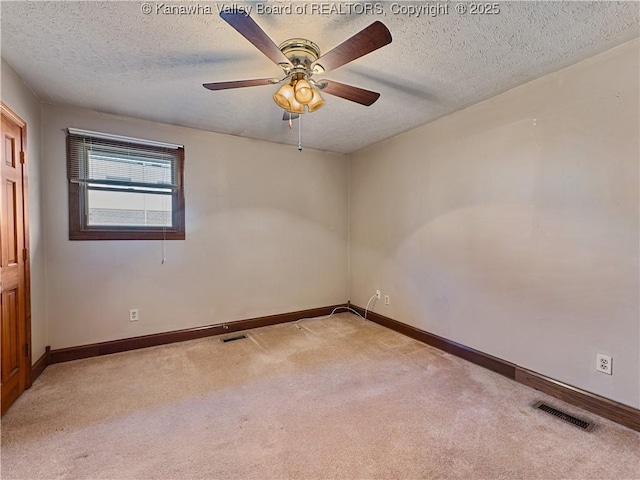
[67,129,185,240]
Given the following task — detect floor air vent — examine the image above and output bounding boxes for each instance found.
[221,334,247,343]
[533,401,594,431]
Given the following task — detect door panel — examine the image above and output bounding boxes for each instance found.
[5,135,15,167]
[1,106,28,415]
[6,180,17,264]
[3,288,19,377]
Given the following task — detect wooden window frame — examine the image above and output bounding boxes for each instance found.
[67,134,185,241]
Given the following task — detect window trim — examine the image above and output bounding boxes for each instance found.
[67,133,186,241]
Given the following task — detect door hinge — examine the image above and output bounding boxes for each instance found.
[23,248,28,261]
[20,151,25,164]
[24,343,29,357]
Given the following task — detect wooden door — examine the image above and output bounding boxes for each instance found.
[1,104,29,415]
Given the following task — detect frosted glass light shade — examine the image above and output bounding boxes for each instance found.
[294,79,313,104]
[306,88,325,112]
[273,83,294,109]
[288,98,305,114]
[273,83,304,114]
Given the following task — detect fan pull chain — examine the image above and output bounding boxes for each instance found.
[298,113,302,152]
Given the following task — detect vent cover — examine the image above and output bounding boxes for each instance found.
[221,334,247,343]
[533,401,594,431]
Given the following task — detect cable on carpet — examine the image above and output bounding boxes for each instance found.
[295,294,378,329]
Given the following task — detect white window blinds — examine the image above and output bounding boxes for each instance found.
[67,130,182,192]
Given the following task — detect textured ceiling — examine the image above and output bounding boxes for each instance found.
[1,1,638,154]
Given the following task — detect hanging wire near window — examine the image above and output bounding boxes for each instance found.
[161,228,166,264]
[298,112,302,152]
[161,193,167,264]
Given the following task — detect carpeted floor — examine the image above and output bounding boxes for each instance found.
[1,313,639,479]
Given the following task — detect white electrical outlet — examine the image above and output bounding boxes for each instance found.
[384,295,390,305]
[375,290,381,299]
[596,354,612,375]
[129,309,139,322]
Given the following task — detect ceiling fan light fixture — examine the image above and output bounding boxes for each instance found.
[274,82,306,114]
[306,87,325,112]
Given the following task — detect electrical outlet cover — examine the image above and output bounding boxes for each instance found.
[596,354,612,375]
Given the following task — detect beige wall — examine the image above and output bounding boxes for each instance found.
[1,59,48,364]
[349,39,640,408]
[6,38,639,409]
[42,104,348,349]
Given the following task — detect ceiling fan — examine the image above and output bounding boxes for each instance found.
[203,9,392,119]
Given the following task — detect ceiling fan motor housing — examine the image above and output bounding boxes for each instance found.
[279,39,323,77]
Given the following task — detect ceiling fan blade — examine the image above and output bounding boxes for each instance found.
[220,10,291,66]
[312,21,392,73]
[282,111,299,121]
[317,80,380,106]
[203,78,278,90]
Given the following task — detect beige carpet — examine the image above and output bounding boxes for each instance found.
[1,314,639,479]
